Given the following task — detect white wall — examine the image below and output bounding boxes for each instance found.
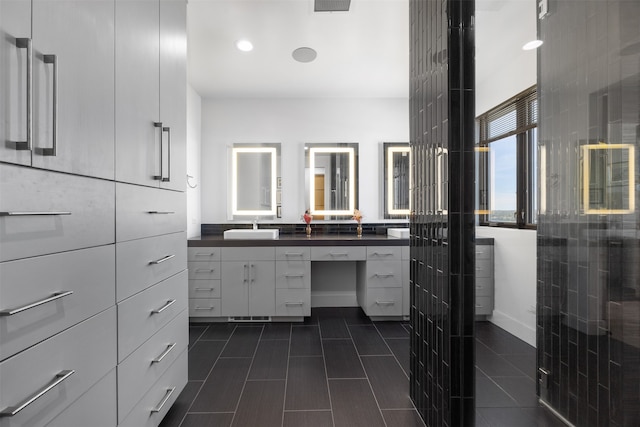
[477,227,537,346]
[200,97,409,223]
[186,85,202,238]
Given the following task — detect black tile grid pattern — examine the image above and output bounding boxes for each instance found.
[537,1,640,426]
[409,0,476,425]
[160,312,565,427]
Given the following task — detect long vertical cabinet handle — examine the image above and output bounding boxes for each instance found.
[41,54,58,156]
[153,122,163,180]
[161,126,171,182]
[15,38,32,151]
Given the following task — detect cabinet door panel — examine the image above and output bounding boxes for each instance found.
[159,0,186,191]
[31,0,115,179]
[248,261,275,316]
[221,261,249,317]
[115,0,161,187]
[0,0,32,166]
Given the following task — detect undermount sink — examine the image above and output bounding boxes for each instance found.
[387,228,409,238]
[223,229,280,240]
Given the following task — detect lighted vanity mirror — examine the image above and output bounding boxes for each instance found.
[231,144,280,217]
[305,143,358,219]
[384,143,411,217]
[580,143,635,214]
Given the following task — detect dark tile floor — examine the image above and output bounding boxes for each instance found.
[159,308,566,427]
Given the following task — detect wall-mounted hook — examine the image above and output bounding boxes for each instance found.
[187,174,197,189]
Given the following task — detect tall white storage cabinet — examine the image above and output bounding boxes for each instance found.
[0,0,188,425]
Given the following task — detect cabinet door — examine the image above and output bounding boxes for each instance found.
[159,0,186,191]
[115,0,161,187]
[0,0,32,166]
[248,261,275,317]
[221,261,250,316]
[31,0,115,179]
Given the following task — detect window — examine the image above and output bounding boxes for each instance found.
[476,86,537,228]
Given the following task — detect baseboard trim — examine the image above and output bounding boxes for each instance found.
[489,309,536,347]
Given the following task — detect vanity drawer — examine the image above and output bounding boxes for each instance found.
[0,164,115,262]
[46,369,117,427]
[475,296,494,315]
[475,245,493,260]
[367,246,402,261]
[117,232,187,302]
[275,289,311,317]
[188,299,221,317]
[188,279,221,298]
[365,261,403,288]
[188,262,221,280]
[116,183,186,243]
[363,288,403,317]
[310,246,366,261]
[117,270,188,362]
[118,310,188,423]
[0,245,115,361]
[275,247,310,261]
[222,247,275,261]
[276,261,310,289]
[188,247,221,261]
[0,307,116,427]
[118,349,187,427]
[475,279,493,297]
[476,260,492,278]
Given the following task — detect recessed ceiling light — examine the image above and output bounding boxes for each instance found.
[292,47,317,63]
[236,39,253,52]
[522,40,543,51]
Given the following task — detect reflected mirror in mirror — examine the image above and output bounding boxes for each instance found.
[305,143,358,218]
[231,144,279,216]
[384,143,411,217]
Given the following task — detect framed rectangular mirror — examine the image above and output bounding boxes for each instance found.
[231,144,280,217]
[384,143,411,217]
[305,143,358,219]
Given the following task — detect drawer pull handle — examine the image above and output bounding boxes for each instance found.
[0,211,71,216]
[151,387,176,414]
[194,287,215,292]
[149,254,175,265]
[475,304,483,308]
[285,252,304,257]
[147,211,175,215]
[371,252,394,256]
[195,268,215,273]
[376,300,395,305]
[195,306,215,310]
[329,252,348,257]
[194,252,216,257]
[284,273,305,278]
[152,343,176,364]
[151,299,176,314]
[285,302,304,306]
[373,273,395,278]
[0,370,75,417]
[0,291,73,316]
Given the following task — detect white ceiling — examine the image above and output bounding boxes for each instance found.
[187,0,410,99]
[187,0,528,100]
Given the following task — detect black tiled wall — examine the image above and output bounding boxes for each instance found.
[409,0,475,426]
[537,1,640,426]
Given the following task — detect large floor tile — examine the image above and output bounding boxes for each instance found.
[285,357,331,410]
[248,339,289,380]
[232,380,285,427]
[323,339,366,379]
[221,326,262,357]
[361,355,413,409]
[283,411,334,427]
[349,324,392,355]
[180,413,234,427]
[188,340,226,380]
[290,325,323,356]
[329,379,386,427]
[190,358,252,412]
[381,409,427,427]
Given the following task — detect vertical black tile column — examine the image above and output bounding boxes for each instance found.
[538,1,640,426]
[409,0,475,426]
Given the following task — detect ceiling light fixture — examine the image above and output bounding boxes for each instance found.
[292,47,317,63]
[236,39,254,52]
[522,40,543,50]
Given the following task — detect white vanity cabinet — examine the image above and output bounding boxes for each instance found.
[275,247,311,317]
[357,246,404,318]
[221,247,276,317]
[188,247,222,317]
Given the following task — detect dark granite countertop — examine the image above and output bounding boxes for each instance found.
[188,234,410,247]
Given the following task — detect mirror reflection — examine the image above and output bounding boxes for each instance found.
[305,143,358,218]
[231,144,280,216]
[384,143,411,217]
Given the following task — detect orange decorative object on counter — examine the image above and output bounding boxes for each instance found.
[303,209,313,237]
